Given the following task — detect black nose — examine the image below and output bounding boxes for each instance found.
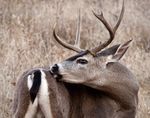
[51,64,59,73]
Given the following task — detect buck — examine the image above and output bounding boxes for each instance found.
[13,1,139,118]
[51,1,139,117]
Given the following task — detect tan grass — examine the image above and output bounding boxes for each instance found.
[0,0,150,117]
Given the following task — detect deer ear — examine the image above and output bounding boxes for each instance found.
[111,40,132,61]
[96,44,120,57]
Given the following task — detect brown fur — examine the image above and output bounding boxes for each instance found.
[13,64,138,118]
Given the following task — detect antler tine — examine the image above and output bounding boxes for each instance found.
[90,0,124,56]
[114,0,124,33]
[92,11,114,39]
[75,9,81,48]
[53,23,82,53]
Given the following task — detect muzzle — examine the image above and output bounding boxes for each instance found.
[50,64,62,80]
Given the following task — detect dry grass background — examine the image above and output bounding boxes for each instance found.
[0,0,150,117]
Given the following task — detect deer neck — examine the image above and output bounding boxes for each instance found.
[84,62,139,109]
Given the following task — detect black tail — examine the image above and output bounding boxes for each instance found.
[30,70,41,103]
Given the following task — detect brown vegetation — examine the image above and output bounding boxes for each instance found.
[0,0,150,117]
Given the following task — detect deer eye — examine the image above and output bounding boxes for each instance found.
[76,59,88,64]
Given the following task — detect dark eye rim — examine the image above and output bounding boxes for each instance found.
[76,59,88,64]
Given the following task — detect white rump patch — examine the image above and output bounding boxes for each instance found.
[38,70,53,118]
[27,73,34,90]
[26,70,53,118]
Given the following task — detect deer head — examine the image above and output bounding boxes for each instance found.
[51,1,127,83]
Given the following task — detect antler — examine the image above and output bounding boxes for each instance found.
[53,1,124,56]
[89,0,124,56]
[53,9,83,53]
[75,9,81,48]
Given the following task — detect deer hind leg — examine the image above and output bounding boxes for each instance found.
[36,107,45,118]
[12,89,19,117]
[25,97,38,118]
[13,98,29,118]
[13,92,38,118]
[13,79,32,117]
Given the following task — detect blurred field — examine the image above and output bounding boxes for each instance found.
[0,0,150,117]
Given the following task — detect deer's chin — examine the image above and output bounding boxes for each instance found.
[60,74,85,84]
